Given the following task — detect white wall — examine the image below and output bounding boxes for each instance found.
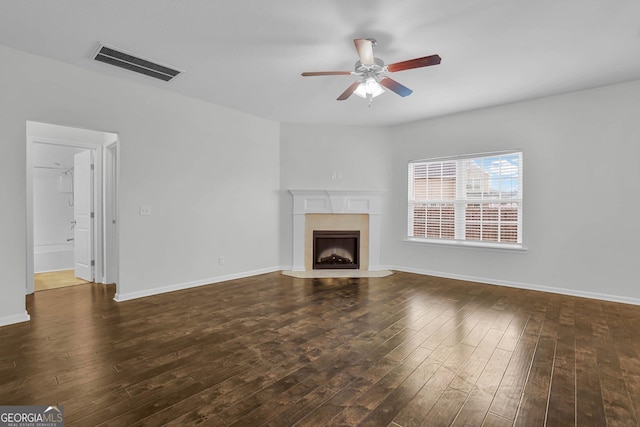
[3,42,639,327]
[279,124,391,268]
[279,81,640,304]
[385,80,640,303]
[32,166,75,273]
[33,169,74,247]
[0,44,280,325]
[31,143,88,273]
[28,121,117,145]
[32,143,86,255]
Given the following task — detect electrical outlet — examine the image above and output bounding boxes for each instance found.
[139,205,151,216]
[218,256,225,265]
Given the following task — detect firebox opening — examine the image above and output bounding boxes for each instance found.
[313,230,360,270]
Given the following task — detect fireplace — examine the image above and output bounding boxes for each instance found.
[313,230,360,270]
[289,190,383,272]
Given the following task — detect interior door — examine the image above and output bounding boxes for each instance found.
[74,150,93,281]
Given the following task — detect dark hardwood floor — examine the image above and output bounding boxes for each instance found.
[1,271,639,426]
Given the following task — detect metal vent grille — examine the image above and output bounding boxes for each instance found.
[92,44,182,82]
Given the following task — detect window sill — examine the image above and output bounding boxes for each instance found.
[404,237,528,253]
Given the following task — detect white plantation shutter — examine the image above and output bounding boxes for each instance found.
[408,151,523,247]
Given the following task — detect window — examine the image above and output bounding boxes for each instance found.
[408,151,523,248]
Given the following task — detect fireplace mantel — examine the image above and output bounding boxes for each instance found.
[289,190,384,271]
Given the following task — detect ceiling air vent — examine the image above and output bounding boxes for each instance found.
[92,44,182,82]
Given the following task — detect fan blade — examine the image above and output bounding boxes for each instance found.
[354,38,374,65]
[387,54,441,73]
[379,77,413,97]
[301,71,352,77]
[337,81,361,101]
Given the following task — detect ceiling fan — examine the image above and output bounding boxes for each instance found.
[301,38,441,105]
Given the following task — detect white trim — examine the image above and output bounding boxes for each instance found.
[27,135,104,284]
[404,238,527,253]
[111,264,640,307]
[34,268,76,274]
[289,190,384,215]
[27,136,103,286]
[104,140,119,285]
[0,311,30,328]
[408,152,523,246]
[26,130,119,295]
[409,149,523,164]
[390,265,640,306]
[113,267,281,302]
[289,190,384,271]
[26,137,35,294]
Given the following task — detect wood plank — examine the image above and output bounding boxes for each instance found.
[590,301,639,426]
[328,346,431,426]
[451,348,513,426]
[34,269,91,291]
[514,296,560,426]
[575,300,607,426]
[354,357,441,426]
[391,363,455,427]
[482,412,514,427]
[449,328,505,393]
[423,387,468,426]
[605,302,640,421]
[489,314,543,421]
[0,271,637,426]
[546,298,576,426]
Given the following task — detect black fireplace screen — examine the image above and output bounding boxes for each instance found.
[313,230,360,269]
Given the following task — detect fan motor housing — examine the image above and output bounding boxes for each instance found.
[355,57,385,74]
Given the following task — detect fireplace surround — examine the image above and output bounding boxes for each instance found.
[289,190,383,271]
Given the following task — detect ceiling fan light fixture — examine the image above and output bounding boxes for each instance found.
[353,77,385,99]
[301,38,441,103]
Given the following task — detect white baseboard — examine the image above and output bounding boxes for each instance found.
[113,266,282,302]
[34,267,74,274]
[389,265,640,306]
[0,311,30,328]
[110,264,640,307]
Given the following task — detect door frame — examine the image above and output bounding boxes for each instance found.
[26,135,117,293]
[104,140,119,285]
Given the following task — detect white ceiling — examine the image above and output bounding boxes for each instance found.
[33,144,85,170]
[1,0,639,126]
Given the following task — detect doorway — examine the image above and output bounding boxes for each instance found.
[34,270,92,291]
[26,121,119,294]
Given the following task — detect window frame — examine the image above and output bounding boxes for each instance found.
[407,150,524,250]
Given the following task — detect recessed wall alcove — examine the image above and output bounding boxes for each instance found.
[289,190,383,272]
